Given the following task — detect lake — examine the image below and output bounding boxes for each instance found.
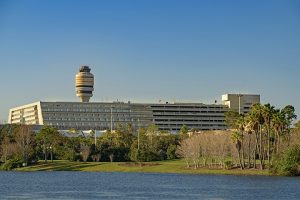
[0,172,299,199]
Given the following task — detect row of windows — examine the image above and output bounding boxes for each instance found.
[157,124,226,127]
[20,118,38,124]
[153,114,224,117]
[155,121,225,125]
[155,119,224,122]
[45,118,132,122]
[43,113,152,120]
[42,104,227,112]
[12,109,36,115]
[46,122,149,127]
[45,113,131,117]
[151,106,225,109]
[152,110,225,114]
[41,103,129,109]
[43,108,131,112]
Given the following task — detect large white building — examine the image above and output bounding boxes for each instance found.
[7,95,259,131]
[7,66,260,131]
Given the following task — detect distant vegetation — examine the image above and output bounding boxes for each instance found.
[0,123,180,170]
[1,103,299,176]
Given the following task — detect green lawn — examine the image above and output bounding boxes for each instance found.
[16,159,269,176]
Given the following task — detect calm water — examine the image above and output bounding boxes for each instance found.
[0,172,299,200]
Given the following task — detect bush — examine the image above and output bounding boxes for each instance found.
[271,145,300,176]
[167,145,177,160]
[2,158,23,171]
[224,160,233,169]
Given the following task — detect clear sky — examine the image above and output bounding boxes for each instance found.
[0,0,300,123]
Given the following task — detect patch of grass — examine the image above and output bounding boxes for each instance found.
[16,159,269,176]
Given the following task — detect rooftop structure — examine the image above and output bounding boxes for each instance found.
[75,66,94,102]
[222,94,260,114]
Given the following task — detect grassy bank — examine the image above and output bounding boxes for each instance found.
[15,159,269,176]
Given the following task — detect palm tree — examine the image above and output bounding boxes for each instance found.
[244,114,256,168]
[262,103,275,167]
[231,131,244,169]
[248,103,265,169]
[236,115,247,167]
[271,109,286,154]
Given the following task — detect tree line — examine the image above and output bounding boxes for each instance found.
[226,103,297,170]
[177,103,300,175]
[0,123,183,170]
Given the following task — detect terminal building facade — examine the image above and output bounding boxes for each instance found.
[7,66,260,132]
[7,94,260,132]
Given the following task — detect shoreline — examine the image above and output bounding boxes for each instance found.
[11,160,270,176]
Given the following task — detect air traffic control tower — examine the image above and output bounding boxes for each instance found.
[75,66,94,102]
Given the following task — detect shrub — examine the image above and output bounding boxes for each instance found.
[2,158,23,171]
[271,145,300,176]
[166,145,177,160]
[224,160,233,169]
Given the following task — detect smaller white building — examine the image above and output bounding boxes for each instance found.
[222,94,260,114]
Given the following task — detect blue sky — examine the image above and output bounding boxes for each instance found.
[0,0,300,122]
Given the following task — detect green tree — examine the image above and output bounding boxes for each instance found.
[272,144,300,176]
[271,109,287,153]
[262,103,275,166]
[292,120,300,145]
[36,126,62,162]
[249,103,266,169]
[282,105,297,142]
[98,125,134,162]
[244,114,256,168]
[61,136,81,161]
[166,144,177,160]
[130,126,177,162]
[1,135,18,163]
[224,111,240,129]
[14,125,36,166]
[231,131,244,169]
[0,124,18,162]
[0,125,36,169]
[180,125,188,135]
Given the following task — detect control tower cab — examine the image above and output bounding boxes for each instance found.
[75,66,94,102]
